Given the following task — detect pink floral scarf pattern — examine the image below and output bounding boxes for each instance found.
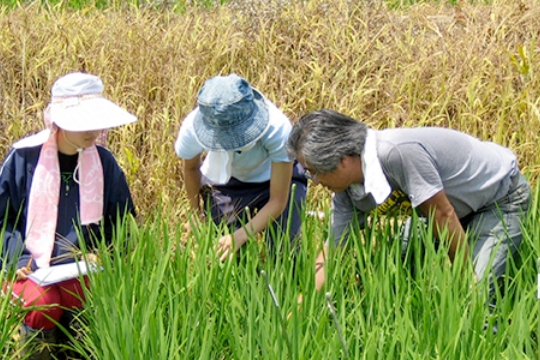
[25,134,104,269]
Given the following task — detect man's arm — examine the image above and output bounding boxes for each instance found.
[315,245,328,291]
[417,189,469,265]
[314,192,364,291]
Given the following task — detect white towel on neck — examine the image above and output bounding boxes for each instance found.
[201,151,234,184]
[362,129,391,204]
[199,139,261,184]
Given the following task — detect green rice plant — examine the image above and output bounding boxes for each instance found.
[509,181,540,359]
[58,187,538,358]
[1,0,540,221]
[79,213,180,359]
[0,269,28,360]
[0,226,32,360]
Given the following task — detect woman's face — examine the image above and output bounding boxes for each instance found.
[57,129,102,154]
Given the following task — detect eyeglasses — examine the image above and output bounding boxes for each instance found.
[304,168,319,182]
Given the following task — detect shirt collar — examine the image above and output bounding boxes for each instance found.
[357,129,391,204]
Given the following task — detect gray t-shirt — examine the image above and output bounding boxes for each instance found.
[331,127,518,244]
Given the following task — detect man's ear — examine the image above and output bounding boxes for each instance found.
[339,155,352,169]
[340,155,363,182]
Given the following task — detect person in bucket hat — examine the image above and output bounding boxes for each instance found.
[175,73,307,261]
[0,72,136,359]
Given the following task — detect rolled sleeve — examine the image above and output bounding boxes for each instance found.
[175,109,204,160]
[263,101,293,163]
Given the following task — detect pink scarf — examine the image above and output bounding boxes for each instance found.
[25,133,104,269]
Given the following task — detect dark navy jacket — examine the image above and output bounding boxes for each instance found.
[0,144,135,271]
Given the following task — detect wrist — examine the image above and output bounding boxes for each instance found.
[235,236,247,248]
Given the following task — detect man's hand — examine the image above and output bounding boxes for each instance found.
[315,246,329,291]
[315,262,326,291]
[418,190,469,265]
[287,293,304,320]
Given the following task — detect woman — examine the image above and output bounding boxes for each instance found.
[0,72,136,359]
[175,74,307,261]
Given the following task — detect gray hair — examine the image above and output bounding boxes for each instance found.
[287,109,368,174]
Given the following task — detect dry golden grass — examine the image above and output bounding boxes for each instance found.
[1,0,539,224]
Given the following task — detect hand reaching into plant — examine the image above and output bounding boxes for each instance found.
[287,293,304,320]
[216,234,245,262]
[315,246,328,291]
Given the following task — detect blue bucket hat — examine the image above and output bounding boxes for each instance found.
[193,74,269,151]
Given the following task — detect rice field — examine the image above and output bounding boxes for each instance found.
[1,0,540,358]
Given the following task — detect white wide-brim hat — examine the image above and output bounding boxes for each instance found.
[48,72,136,131]
[49,96,136,131]
[13,72,136,149]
